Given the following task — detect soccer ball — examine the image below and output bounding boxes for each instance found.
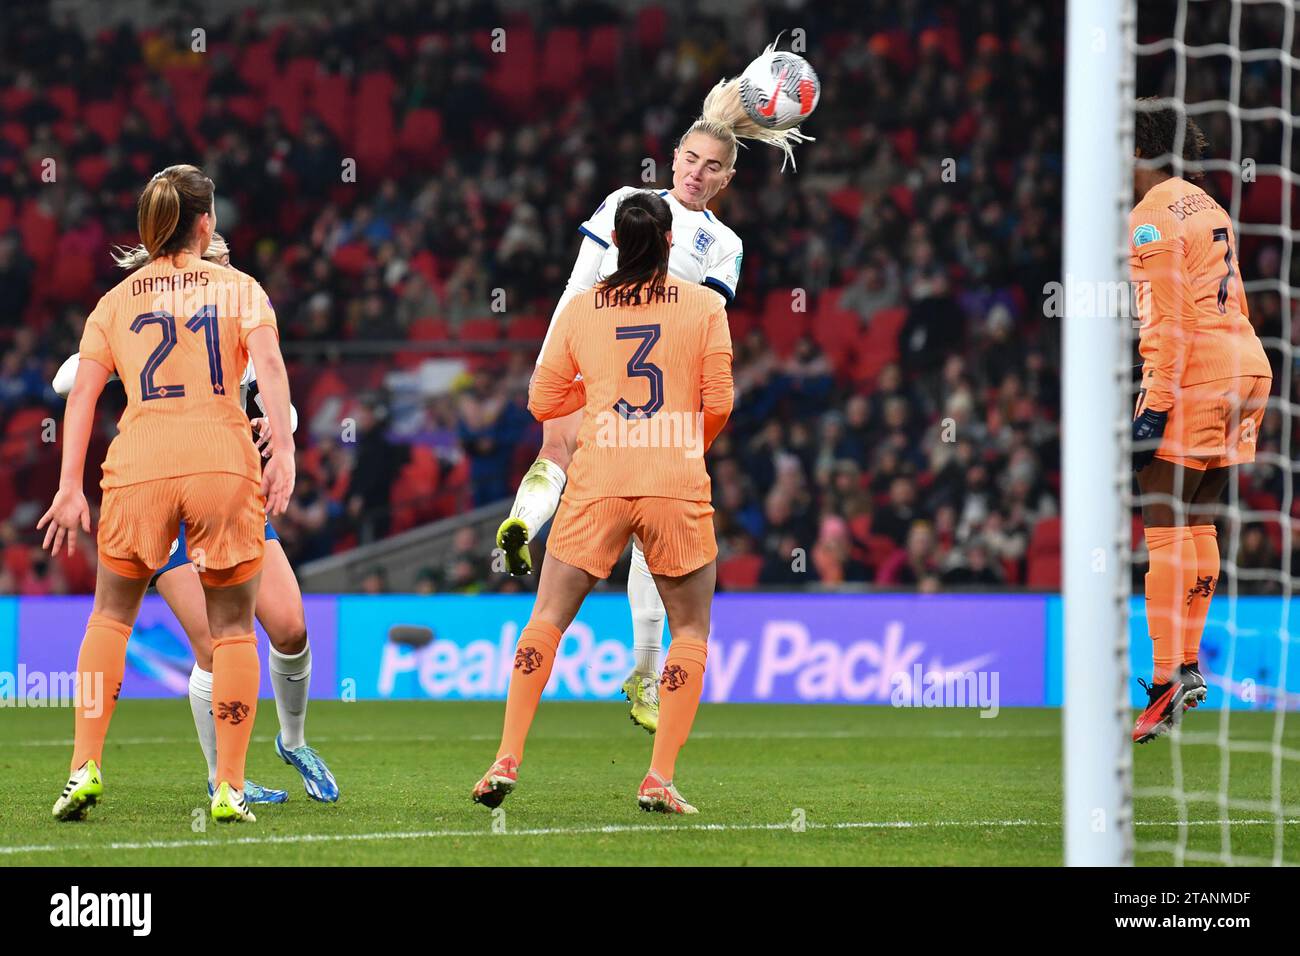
[738,50,820,131]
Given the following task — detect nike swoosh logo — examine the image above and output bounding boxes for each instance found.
[286,676,309,682]
[757,68,788,117]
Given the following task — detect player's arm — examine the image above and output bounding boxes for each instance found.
[1137,248,1197,411]
[52,352,119,397]
[700,304,735,451]
[246,326,295,515]
[549,238,605,324]
[703,234,742,305]
[528,304,584,420]
[243,359,300,456]
[1131,214,1192,411]
[38,357,111,555]
[241,279,294,514]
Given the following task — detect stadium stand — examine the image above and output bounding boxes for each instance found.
[0,0,1077,594]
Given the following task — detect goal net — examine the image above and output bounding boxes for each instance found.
[1064,0,1299,866]
[1120,0,1299,867]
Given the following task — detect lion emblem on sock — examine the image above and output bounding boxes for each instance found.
[216,700,250,725]
[660,664,689,692]
[514,645,544,674]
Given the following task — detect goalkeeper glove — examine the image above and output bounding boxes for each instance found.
[1132,408,1168,472]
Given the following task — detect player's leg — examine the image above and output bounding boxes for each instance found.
[1133,456,1205,742]
[202,566,264,822]
[623,536,666,733]
[474,495,618,808]
[155,545,286,804]
[1181,465,1229,705]
[496,408,581,575]
[52,560,150,820]
[640,560,715,815]
[184,473,269,823]
[257,533,339,802]
[636,498,718,814]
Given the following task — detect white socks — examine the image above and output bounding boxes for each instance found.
[628,542,666,677]
[269,644,311,751]
[509,458,568,534]
[188,665,218,788]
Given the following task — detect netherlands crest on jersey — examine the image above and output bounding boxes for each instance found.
[693,228,715,255]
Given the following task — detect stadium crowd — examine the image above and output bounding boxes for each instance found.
[10,0,1287,596]
[0,0,1065,593]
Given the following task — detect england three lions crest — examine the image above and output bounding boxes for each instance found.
[692,228,715,255]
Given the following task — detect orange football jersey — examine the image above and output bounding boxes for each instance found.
[78,254,278,488]
[1129,177,1271,409]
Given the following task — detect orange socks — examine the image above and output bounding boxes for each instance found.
[650,635,708,782]
[1184,525,1219,666]
[212,633,259,790]
[1144,527,1197,683]
[70,613,133,772]
[497,620,563,762]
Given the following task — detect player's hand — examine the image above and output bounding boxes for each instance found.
[1132,408,1169,471]
[37,487,91,557]
[250,417,273,458]
[260,451,295,516]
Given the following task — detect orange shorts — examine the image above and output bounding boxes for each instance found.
[546,496,717,579]
[1137,373,1271,471]
[98,474,266,586]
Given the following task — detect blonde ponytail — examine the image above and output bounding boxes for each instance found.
[113,231,230,271]
[683,41,816,172]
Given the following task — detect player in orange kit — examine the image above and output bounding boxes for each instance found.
[38,165,295,821]
[472,191,734,813]
[1129,102,1273,743]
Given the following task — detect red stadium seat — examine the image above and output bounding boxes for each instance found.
[83,100,126,144]
[718,554,763,589]
[357,71,397,112]
[2,121,30,152]
[48,248,96,302]
[227,94,264,126]
[814,289,863,356]
[355,100,396,177]
[760,289,810,358]
[636,6,667,52]
[507,315,549,341]
[540,28,582,93]
[311,72,353,142]
[45,84,78,119]
[19,201,58,265]
[1025,516,1062,588]
[409,318,449,342]
[331,241,372,276]
[458,317,501,343]
[283,57,317,93]
[163,65,210,134]
[238,39,278,90]
[726,308,757,341]
[398,109,443,170]
[585,25,622,76]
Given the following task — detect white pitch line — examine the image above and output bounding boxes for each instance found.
[3,817,1297,857]
[5,728,1058,748]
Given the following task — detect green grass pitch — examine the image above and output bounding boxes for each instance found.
[0,701,1295,865]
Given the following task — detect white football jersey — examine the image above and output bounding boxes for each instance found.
[579,186,743,303]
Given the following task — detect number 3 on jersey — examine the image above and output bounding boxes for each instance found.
[130,306,225,400]
[613,324,663,420]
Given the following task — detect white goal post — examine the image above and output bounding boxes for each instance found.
[1063,0,1135,867]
